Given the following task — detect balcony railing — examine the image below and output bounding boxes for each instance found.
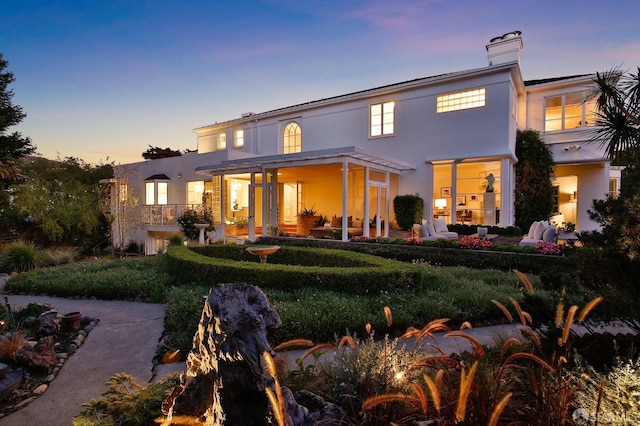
[141,204,208,226]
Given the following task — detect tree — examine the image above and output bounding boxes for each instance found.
[589,67,640,166]
[142,145,182,160]
[569,68,640,332]
[10,157,113,249]
[514,129,556,231]
[0,52,36,218]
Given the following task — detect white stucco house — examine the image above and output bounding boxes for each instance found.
[106,31,616,255]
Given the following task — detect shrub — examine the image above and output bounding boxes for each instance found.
[574,355,640,424]
[164,245,422,295]
[458,236,492,250]
[176,209,213,240]
[534,241,562,255]
[74,372,180,425]
[258,236,568,276]
[310,333,426,418]
[393,194,424,230]
[0,240,45,273]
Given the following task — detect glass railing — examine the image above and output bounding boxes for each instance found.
[140,204,207,226]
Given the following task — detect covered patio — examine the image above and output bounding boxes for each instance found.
[195,146,415,242]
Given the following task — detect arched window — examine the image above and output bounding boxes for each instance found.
[283,122,301,154]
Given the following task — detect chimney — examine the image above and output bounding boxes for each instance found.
[486,31,523,66]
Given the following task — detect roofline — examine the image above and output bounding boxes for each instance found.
[193,62,522,133]
[194,146,416,176]
[524,73,596,92]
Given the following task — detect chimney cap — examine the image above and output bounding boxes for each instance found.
[489,30,522,44]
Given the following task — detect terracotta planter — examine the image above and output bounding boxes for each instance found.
[296,216,317,237]
[62,312,82,332]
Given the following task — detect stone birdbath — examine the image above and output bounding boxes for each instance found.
[245,245,280,263]
[194,223,209,245]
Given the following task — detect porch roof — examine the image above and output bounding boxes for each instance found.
[194,146,416,176]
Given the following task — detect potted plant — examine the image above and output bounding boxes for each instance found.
[296,206,318,236]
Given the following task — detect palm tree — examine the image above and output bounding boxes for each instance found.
[589,67,640,165]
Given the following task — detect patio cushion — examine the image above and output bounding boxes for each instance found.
[543,226,557,243]
[433,219,449,233]
[426,221,437,237]
[527,221,539,239]
[533,221,548,240]
[420,225,430,237]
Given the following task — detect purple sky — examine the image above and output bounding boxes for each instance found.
[3,0,639,165]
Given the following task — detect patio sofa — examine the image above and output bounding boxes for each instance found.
[519,220,557,247]
[412,218,459,240]
[309,215,364,237]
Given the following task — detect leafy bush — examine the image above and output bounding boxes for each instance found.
[74,372,180,425]
[310,333,426,418]
[0,240,46,273]
[393,194,424,230]
[574,356,640,424]
[176,208,213,240]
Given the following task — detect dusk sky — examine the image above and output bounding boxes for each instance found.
[3,0,639,165]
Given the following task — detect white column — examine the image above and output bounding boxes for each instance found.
[364,167,370,237]
[342,159,349,241]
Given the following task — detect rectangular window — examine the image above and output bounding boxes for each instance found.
[158,182,168,205]
[545,92,597,131]
[609,178,619,198]
[217,133,227,150]
[437,88,485,113]
[370,101,395,137]
[145,182,155,205]
[187,181,205,205]
[235,129,244,147]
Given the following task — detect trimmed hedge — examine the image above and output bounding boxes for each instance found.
[254,236,568,276]
[164,245,422,295]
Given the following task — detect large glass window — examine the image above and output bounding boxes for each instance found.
[283,122,301,154]
[146,180,169,205]
[187,181,205,205]
[370,101,395,137]
[545,92,597,131]
[433,161,500,225]
[437,88,485,113]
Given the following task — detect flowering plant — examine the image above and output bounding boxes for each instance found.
[351,235,371,242]
[535,241,562,255]
[458,235,492,250]
[403,236,423,245]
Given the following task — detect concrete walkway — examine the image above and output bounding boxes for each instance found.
[0,274,167,425]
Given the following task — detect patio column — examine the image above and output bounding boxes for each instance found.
[341,159,349,241]
[248,172,256,240]
[500,158,512,227]
[363,166,370,237]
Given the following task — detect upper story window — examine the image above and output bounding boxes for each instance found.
[437,88,486,113]
[235,129,244,148]
[283,122,301,154]
[545,92,597,132]
[370,101,395,137]
[145,174,169,205]
[218,133,227,150]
